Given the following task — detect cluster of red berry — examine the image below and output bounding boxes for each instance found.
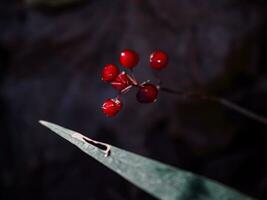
[101,49,168,117]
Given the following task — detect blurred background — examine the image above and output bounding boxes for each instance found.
[1,0,267,199]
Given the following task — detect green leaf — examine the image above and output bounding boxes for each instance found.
[39,120,255,200]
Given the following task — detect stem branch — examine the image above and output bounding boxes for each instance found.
[160,87,267,125]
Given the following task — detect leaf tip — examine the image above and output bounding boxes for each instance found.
[39,120,49,126]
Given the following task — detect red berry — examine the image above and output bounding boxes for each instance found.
[119,49,139,69]
[101,64,120,82]
[136,83,158,103]
[149,50,168,70]
[111,71,132,91]
[102,98,122,117]
[114,98,123,110]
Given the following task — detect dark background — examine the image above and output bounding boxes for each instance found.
[1,0,267,199]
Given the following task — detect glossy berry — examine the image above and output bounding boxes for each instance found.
[111,71,132,91]
[149,50,168,70]
[101,64,120,82]
[119,49,139,69]
[102,98,122,117]
[136,83,158,103]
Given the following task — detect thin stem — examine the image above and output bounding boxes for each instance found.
[160,87,267,125]
[152,70,162,86]
[128,69,138,85]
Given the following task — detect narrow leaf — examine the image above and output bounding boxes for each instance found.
[39,120,255,200]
